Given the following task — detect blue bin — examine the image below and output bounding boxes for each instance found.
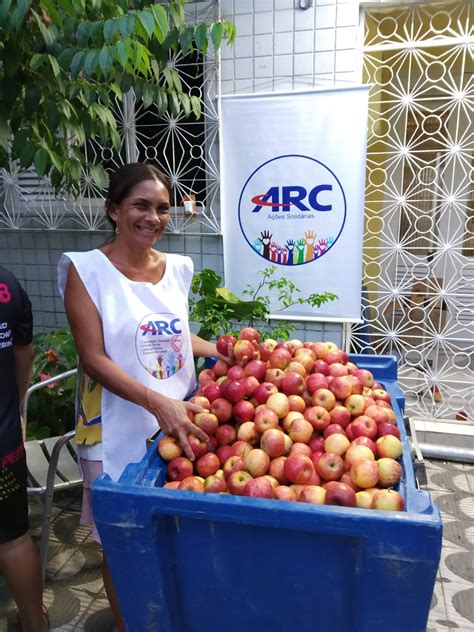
[92,355,441,632]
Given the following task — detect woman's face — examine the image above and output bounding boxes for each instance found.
[110,178,171,247]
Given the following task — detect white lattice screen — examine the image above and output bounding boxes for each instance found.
[352,1,473,423]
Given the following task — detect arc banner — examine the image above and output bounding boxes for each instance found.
[220,87,369,322]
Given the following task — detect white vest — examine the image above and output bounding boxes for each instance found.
[58,249,196,481]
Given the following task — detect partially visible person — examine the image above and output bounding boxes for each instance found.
[0,266,49,632]
[58,162,230,631]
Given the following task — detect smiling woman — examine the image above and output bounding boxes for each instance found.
[55,162,230,632]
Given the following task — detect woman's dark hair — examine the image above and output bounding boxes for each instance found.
[104,162,172,231]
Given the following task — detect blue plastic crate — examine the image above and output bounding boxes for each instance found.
[92,355,441,632]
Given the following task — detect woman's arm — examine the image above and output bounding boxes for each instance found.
[64,264,209,459]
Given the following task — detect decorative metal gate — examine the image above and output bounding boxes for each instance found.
[353,1,473,423]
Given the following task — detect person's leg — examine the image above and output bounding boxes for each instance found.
[0,532,48,632]
[102,556,126,632]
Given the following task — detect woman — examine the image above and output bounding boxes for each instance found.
[58,163,227,631]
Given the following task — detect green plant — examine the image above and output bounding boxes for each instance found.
[26,327,77,439]
[189,266,338,342]
[0,0,235,194]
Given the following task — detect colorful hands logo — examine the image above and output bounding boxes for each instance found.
[238,155,346,266]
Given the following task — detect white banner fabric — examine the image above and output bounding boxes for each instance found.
[220,87,369,322]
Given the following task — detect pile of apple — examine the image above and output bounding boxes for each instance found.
[158,328,405,511]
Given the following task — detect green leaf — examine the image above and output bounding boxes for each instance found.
[216,287,241,303]
[194,23,208,54]
[11,128,28,157]
[163,67,173,89]
[10,0,29,31]
[142,83,154,108]
[103,18,116,44]
[168,90,180,116]
[19,141,36,168]
[211,22,224,49]
[169,1,185,28]
[89,163,107,189]
[180,92,190,118]
[110,82,122,99]
[118,14,135,39]
[47,54,61,77]
[137,9,154,40]
[31,9,55,46]
[171,68,182,92]
[30,54,45,71]
[0,111,10,151]
[151,4,168,43]
[70,50,85,76]
[190,95,201,119]
[57,0,75,16]
[115,39,130,69]
[98,46,112,76]
[0,0,13,26]
[41,0,63,28]
[83,49,98,75]
[34,148,49,176]
[179,26,194,54]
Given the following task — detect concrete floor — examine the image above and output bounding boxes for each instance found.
[0,459,473,632]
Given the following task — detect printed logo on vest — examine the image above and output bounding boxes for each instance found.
[135,313,188,380]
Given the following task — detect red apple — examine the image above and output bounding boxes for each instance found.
[244,476,274,498]
[308,435,325,453]
[216,334,237,356]
[348,376,364,395]
[315,453,345,481]
[216,444,233,466]
[194,412,219,435]
[204,475,227,493]
[288,394,306,413]
[340,471,360,492]
[377,422,401,439]
[306,373,329,395]
[220,379,245,404]
[329,405,351,428]
[167,456,194,482]
[274,485,298,502]
[283,453,315,484]
[163,481,180,489]
[157,436,183,461]
[345,444,375,468]
[372,488,404,511]
[328,362,348,377]
[289,442,312,458]
[269,456,290,485]
[311,388,336,411]
[288,418,314,444]
[254,381,278,404]
[198,368,216,386]
[356,490,374,508]
[233,339,255,364]
[227,364,245,381]
[351,435,377,455]
[353,368,374,388]
[323,481,356,507]
[210,397,233,423]
[264,368,286,389]
[178,476,205,492]
[323,423,347,438]
[372,389,392,404]
[254,407,279,433]
[201,382,222,403]
[244,359,267,381]
[244,449,270,477]
[256,338,278,361]
[304,405,331,431]
[215,424,237,446]
[324,433,350,456]
[236,421,259,446]
[350,459,379,488]
[223,455,245,478]
[312,359,330,375]
[232,400,255,423]
[344,394,366,417]
[239,326,260,343]
[260,428,287,458]
[300,485,326,504]
[364,405,390,425]
[376,435,403,459]
[330,376,352,399]
[195,452,220,478]
[189,395,211,410]
[212,359,230,378]
[188,434,209,459]
[281,372,305,395]
[268,347,291,370]
[377,457,403,487]
[226,470,253,495]
[230,440,253,459]
[266,392,290,418]
[286,361,307,378]
[350,415,378,440]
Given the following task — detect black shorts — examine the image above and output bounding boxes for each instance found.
[0,455,29,544]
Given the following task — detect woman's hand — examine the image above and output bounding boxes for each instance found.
[146,389,210,461]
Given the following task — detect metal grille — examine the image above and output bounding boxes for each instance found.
[354,1,473,423]
[0,1,221,234]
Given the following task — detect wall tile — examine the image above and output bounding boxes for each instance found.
[294,5,315,31]
[274,31,294,55]
[315,4,337,28]
[314,50,335,74]
[294,29,314,53]
[235,57,254,80]
[335,48,357,72]
[294,52,314,76]
[255,33,273,56]
[254,11,274,35]
[275,0,294,8]
[234,13,254,36]
[336,2,359,27]
[235,34,254,57]
[336,25,359,49]
[274,55,294,77]
[254,55,273,77]
[255,0,274,11]
[221,58,234,80]
[315,27,336,51]
[275,9,294,33]
[234,0,253,14]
